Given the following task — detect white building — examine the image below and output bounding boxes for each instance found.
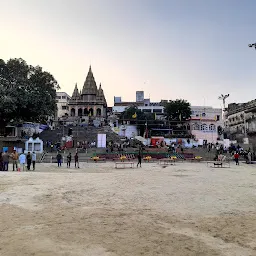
[189,106,223,143]
[56,92,71,119]
[112,91,165,119]
[112,104,164,116]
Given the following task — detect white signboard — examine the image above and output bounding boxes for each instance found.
[97,134,106,148]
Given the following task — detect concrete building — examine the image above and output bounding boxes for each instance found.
[112,91,165,118]
[189,106,223,143]
[225,100,256,146]
[56,92,71,118]
[68,66,107,118]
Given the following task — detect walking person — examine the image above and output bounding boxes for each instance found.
[26,152,32,171]
[74,152,79,168]
[2,151,10,171]
[11,150,19,171]
[67,153,71,168]
[234,152,240,165]
[56,152,62,167]
[19,152,26,171]
[137,150,142,168]
[0,152,3,171]
[32,152,36,171]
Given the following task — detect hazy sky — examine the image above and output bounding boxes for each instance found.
[1,0,256,108]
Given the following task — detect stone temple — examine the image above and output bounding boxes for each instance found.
[68,66,107,119]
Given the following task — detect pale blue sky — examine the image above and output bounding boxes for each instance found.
[1,0,256,108]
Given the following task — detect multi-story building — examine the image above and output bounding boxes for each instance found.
[189,106,223,143]
[112,91,165,118]
[56,92,71,119]
[225,100,256,145]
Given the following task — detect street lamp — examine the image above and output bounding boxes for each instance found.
[218,94,229,109]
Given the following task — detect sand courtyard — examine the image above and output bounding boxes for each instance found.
[0,162,256,256]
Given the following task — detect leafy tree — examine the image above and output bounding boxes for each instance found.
[164,99,191,121]
[120,106,155,136]
[0,58,59,129]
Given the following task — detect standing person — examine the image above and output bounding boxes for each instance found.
[247,151,252,164]
[234,152,240,165]
[74,152,79,168]
[32,152,36,171]
[26,152,32,171]
[0,152,3,171]
[137,150,142,168]
[2,151,10,171]
[11,150,19,171]
[67,153,71,168]
[56,152,62,167]
[19,152,26,171]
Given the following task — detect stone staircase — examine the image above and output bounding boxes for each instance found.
[39,125,122,145]
[183,147,218,161]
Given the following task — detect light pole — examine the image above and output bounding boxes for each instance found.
[218,94,230,124]
[218,94,229,110]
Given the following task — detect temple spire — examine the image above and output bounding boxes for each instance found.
[82,66,97,95]
[71,83,80,100]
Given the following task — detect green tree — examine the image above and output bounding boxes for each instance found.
[0,58,59,128]
[164,99,191,121]
[120,106,155,136]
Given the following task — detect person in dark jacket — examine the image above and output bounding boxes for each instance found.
[67,153,71,168]
[74,153,79,168]
[0,152,3,171]
[2,151,10,171]
[56,152,62,167]
[137,150,142,168]
[26,152,32,171]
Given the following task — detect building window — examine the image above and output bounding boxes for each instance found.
[71,108,75,116]
[193,123,200,130]
[216,115,220,121]
[200,123,208,131]
[209,124,216,131]
[62,106,67,110]
[57,96,61,99]
[62,96,66,99]
[153,109,162,113]
[202,113,206,117]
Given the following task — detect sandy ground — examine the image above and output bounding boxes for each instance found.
[0,161,256,256]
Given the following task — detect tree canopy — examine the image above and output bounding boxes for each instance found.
[0,58,59,127]
[164,99,191,121]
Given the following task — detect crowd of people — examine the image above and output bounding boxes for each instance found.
[0,150,37,171]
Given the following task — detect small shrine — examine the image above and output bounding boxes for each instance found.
[25,137,43,153]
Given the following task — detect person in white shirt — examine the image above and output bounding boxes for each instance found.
[19,152,26,171]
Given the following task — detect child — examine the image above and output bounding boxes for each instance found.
[234,152,239,165]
